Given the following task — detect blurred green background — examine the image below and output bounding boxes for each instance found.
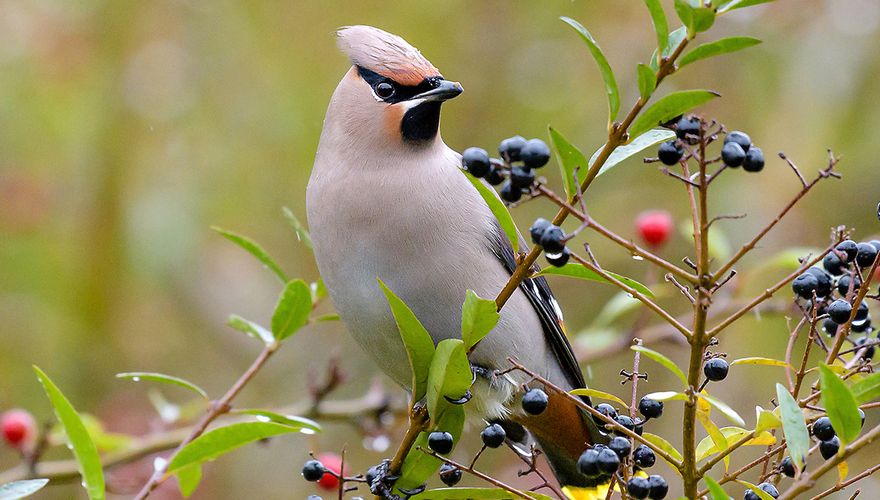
[2,0,879,498]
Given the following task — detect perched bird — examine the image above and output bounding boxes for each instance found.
[306,25,602,493]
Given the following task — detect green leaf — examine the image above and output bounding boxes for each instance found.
[776,383,810,469]
[426,339,472,422]
[642,432,683,463]
[116,372,208,399]
[212,226,287,284]
[0,479,50,499]
[176,465,201,498]
[461,290,499,351]
[737,481,775,500]
[397,405,466,494]
[755,406,782,433]
[680,37,762,68]
[570,388,628,407]
[664,27,688,59]
[819,364,862,444]
[637,63,656,101]
[730,357,791,369]
[698,393,745,426]
[697,409,729,469]
[718,0,775,13]
[591,291,643,329]
[696,427,776,461]
[703,476,729,500]
[560,17,620,124]
[226,314,274,345]
[629,90,720,140]
[593,128,677,176]
[33,367,105,500]
[674,0,715,36]
[282,206,312,250]
[851,371,880,404]
[536,263,655,298]
[462,170,519,252]
[379,279,436,402]
[643,0,669,56]
[233,410,321,434]
[310,279,326,303]
[412,488,553,500]
[166,422,298,474]
[631,346,687,386]
[548,126,590,198]
[271,279,312,341]
[644,391,688,402]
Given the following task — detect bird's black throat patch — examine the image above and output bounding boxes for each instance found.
[401,101,442,145]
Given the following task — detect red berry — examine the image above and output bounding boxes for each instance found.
[1,409,36,449]
[636,210,673,247]
[315,452,343,491]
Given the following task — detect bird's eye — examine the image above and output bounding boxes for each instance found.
[375,82,395,99]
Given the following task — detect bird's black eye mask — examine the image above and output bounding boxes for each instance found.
[356,66,442,104]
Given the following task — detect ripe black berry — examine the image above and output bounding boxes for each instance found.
[819,435,840,460]
[539,225,566,254]
[870,240,880,253]
[856,337,875,360]
[828,299,853,324]
[724,130,752,152]
[546,247,571,267]
[855,301,869,321]
[806,267,832,297]
[859,408,866,426]
[461,147,491,177]
[596,447,621,474]
[703,358,729,382]
[480,423,506,448]
[627,476,651,499]
[721,141,745,167]
[302,459,325,482]
[646,474,669,499]
[485,166,505,186]
[530,218,551,245]
[812,416,835,441]
[593,403,618,426]
[657,140,684,166]
[522,388,549,415]
[837,275,861,297]
[613,415,637,435]
[427,431,454,454]
[608,436,632,459]
[823,251,846,276]
[836,240,858,263]
[742,146,765,172]
[439,463,461,486]
[675,116,700,143]
[791,273,818,299]
[823,317,839,336]
[639,397,664,419]
[499,136,527,162]
[852,317,872,333]
[745,482,779,500]
[577,449,601,478]
[499,182,522,203]
[520,139,551,169]
[509,166,535,190]
[856,242,878,268]
[633,444,656,468]
[780,456,796,478]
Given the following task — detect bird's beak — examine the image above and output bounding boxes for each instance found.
[413,79,463,102]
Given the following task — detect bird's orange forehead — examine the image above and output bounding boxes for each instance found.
[337,25,441,87]
[371,62,440,87]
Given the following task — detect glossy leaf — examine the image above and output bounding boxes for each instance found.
[674,0,716,36]
[645,391,687,402]
[664,27,688,59]
[426,339,472,422]
[396,405,465,494]
[738,481,775,500]
[0,479,50,499]
[718,0,775,13]
[637,63,656,101]
[698,393,745,426]
[697,408,729,469]
[176,465,202,498]
[34,367,105,500]
[271,279,312,341]
[167,422,298,474]
[226,314,273,345]
[591,291,643,329]
[642,432,683,464]
[755,406,782,433]
[233,410,321,433]
[536,263,655,298]
[212,226,287,284]
[643,0,669,56]
[819,364,861,443]
[379,279,436,402]
[631,346,687,386]
[850,371,880,404]
[461,290,499,350]
[629,90,720,139]
[697,427,775,461]
[776,383,810,468]
[412,488,553,500]
[703,476,728,500]
[561,17,620,123]
[730,357,791,369]
[282,206,312,250]
[548,126,590,198]
[462,170,519,252]
[570,388,628,408]
[593,128,676,176]
[116,372,208,399]
[680,37,762,68]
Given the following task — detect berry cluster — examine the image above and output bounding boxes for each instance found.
[461,136,550,203]
[529,218,570,267]
[657,116,764,172]
[744,482,779,500]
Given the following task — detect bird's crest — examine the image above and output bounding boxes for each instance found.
[336,25,440,86]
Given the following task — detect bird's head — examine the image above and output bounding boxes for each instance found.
[329,25,462,149]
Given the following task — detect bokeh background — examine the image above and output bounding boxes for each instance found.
[2,0,879,498]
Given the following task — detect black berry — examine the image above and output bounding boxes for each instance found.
[522,388,549,415]
[546,247,571,267]
[837,275,861,296]
[608,436,632,459]
[828,299,853,324]
[520,139,551,169]
[439,463,461,486]
[485,166,505,186]
[658,140,684,166]
[724,130,752,152]
[742,146,765,172]
[806,267,832,297]
[812,416,835,441]
[596,447,621,474]
[530,218,552,245]
[780,456,796,478]
[855,301,869,321]
[462,147,491,177]
[819,435,840,460]
[791,273,818,299]
[633,444,656,468]
[721,141,746,167]
[675,116,700,143]
[613,415,636,434]
[302,459,325,482]
[852,317,872,333]
[856,242,878,268]
[836,240,858,263]
[856,337,875,360]
[823,251,846,276]
[859,408,866,426]
[593,403,618,426]
[577,449,601,478]
[823,317,839,336]
[427,431,454,454]
[499,136,527,162]
[480,423,506,448]
[703,358,729,382]
[639,397,664,419]
[627,476,651,499]
[539,225,566,254]
[499,182,522,203]
[870,240,880,253]
[745,482,779,500]
[646,474,669,499]
[509,166,535,190]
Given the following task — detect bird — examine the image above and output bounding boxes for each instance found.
[306,25,603,496]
